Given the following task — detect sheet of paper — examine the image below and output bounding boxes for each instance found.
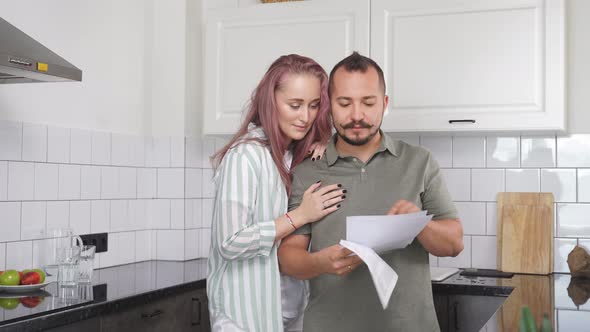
[340,240,398,309]
[346,211,433,253]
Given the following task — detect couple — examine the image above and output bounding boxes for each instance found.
[207,52,464,332]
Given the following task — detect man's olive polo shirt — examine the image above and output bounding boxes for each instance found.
[288,132,459,332]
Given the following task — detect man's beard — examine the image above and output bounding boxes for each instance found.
[335,119,381,146]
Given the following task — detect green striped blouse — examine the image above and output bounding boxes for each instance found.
[207,127,288,331]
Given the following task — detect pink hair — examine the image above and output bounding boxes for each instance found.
[211,54,332,194]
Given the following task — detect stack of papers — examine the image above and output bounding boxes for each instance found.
[340,211,433,309]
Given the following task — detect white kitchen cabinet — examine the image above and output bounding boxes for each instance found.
[203,0,370,135]
[372,0,565,133]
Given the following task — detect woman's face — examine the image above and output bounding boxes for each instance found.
[275,73,321,144]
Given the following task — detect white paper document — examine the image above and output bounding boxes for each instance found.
[346,211,433,253]
[340,211,433,309]
[340,239,398,309]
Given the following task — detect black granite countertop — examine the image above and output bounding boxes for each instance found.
[0,259,208,331]
[2,260,590,331]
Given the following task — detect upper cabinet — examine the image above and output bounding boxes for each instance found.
[372,0,565,133]
[203,0,370,135]
[203,0,565,135]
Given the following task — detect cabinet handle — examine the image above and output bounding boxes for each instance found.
[141,309,164,319]
[191,297,202,326]
[449,119,476,124]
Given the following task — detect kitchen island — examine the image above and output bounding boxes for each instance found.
[1,259,589,331]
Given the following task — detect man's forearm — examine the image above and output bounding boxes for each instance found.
[278,245,324,280]
[417,219,464,257]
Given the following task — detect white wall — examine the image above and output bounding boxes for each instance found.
[566,0,590,134]
[0,0,188,136]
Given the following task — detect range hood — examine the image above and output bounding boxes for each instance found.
[0,17,82,84]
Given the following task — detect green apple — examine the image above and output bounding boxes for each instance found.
[33,269,46,283]
[0,298,20,310]
[0,270,21,286]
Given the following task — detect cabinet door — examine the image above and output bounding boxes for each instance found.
[372,0,565,133]
[175,288,211,332]
[43,317,101,332]
[100,295,179,332]
[203,0,370,135]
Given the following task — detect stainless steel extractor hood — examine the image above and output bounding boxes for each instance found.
[0,17,82,84]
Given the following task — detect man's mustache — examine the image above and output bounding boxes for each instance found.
[341,121,373,129]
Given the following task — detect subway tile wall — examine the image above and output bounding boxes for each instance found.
[393,133,590,273]
[0,120,215,272]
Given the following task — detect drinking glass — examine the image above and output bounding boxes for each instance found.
[57,246,81,287]
[78,245,96,283]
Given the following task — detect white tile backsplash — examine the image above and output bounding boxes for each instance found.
[471,169,505,201]
[5,241,32,271]
[0,161,7,200]
[58,164,81,200]
[505,169,540,192]
[156,230,185,260]
[46,201,70,230]
[578,169,590,202]
[441,169,471,201]
[0,202,21,242]
[158,169,185,198]
[70,128,92,164]
[541,169,577,202]
[21,201,46,240]
[70,201,91,235]
[81,165,101,199]
[22,123,47,162]
[521,136,556,168]
[455,202,486,235]
[471,236,497,269]
[558,204,590,237]
[453,136,485,168]
[420,136,452,167]
[91,131,111,165]
[91,200,110,233]
[557,135,590,167]
[8,162,34,200]
[4,121,590,273]
[486,136,520,168]
[137,168,157,199]
[34,163,58,200]
[0,121,22,160]
[47,126,70,163]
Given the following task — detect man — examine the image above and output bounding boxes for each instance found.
[278,52,464,332]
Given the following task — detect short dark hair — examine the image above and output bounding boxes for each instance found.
[328,51,386,96]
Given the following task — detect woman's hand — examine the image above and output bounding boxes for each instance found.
[308,141,328,161]
[289,182,346,227]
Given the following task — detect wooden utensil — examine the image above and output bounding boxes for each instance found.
[497,192,554,275]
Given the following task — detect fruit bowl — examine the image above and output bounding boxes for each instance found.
[0,280,54,293]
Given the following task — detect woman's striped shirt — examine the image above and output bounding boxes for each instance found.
[207,127,289,331]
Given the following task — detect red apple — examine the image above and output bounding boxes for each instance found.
[20,271,41,285]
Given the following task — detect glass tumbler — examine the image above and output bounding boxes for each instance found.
[57,246,81,287]
[78,245,96,283]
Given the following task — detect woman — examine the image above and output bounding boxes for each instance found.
[207,54,345,331]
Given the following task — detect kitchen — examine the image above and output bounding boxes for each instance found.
[1,0,589,331]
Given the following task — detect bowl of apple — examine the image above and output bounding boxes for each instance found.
[0,269,53,293]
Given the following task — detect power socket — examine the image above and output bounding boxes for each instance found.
[80,233,108,253]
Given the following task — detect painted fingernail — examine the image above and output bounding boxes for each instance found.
[337,184,342,188]
[342,190,347,193]
[312,157,316,161]
[337,204,341,208]
[342,195,346,199]
[316,180,321,183]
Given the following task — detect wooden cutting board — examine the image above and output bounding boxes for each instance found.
[497,192,554,275]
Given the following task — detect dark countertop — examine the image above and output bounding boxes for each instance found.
[2,260,590,331]
[0,260,208,331]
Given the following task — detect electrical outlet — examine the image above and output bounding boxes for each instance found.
[80,233,108,253]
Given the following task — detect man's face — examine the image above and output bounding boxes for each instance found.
[330,67,388,146]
